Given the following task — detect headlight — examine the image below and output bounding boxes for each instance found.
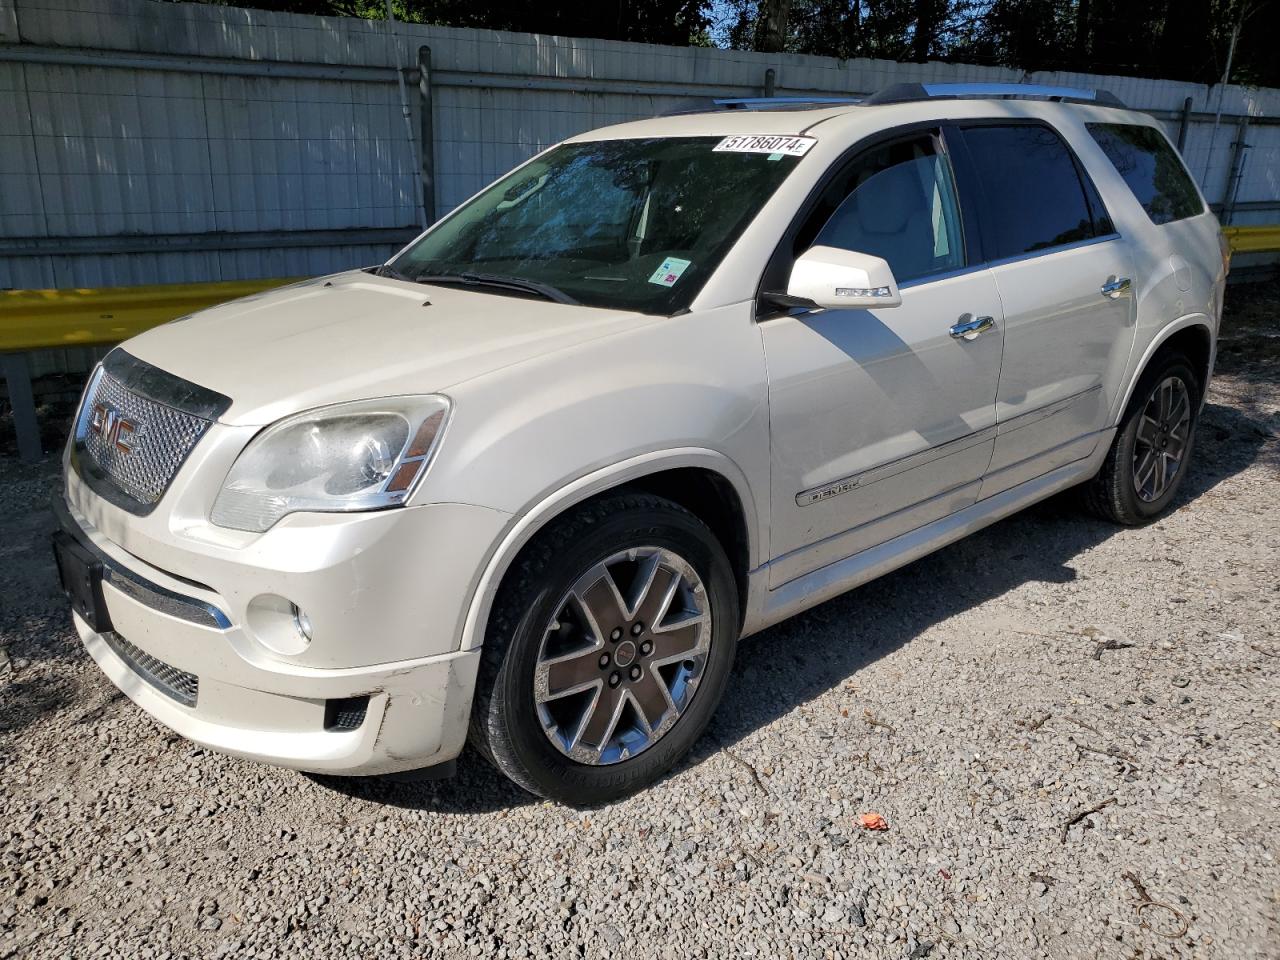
[211,396,450,532]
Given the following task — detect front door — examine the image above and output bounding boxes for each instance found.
[760,129,1004,587]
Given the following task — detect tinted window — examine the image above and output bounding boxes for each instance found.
[807,137,966,284]
[1088,123,1204,225]
[960,124,1100,260]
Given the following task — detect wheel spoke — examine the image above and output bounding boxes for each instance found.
[1168,390,1189,428]
[1136,414,1160,446]
[1152,452,1170,497]
[628,668,674,731]
[542,647,604,701]
[577,574,629,643]
[648,616,705,663]
[1158,379,1172,420]
[572,684,624,752]
[1134,449,1157,493]
[630,557,679,627]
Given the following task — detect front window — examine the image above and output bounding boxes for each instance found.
[811,137,966,285]
[389,137,805,314]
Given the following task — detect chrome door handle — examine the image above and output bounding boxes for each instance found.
[949,314,996,341]
[1101,276,1131,299]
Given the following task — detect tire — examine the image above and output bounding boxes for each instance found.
[1083,352,1202,525]
[470,492,739,805]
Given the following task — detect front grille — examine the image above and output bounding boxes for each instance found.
[72,351,230,514]
[78,369,211,505]
[102,632,199,707]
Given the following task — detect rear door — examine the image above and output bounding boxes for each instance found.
[951,122,1136,496]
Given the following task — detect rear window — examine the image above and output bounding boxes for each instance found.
[959,124,1107,261]
[1087,123,1204,225]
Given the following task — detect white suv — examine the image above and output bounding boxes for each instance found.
[55,83,1225,804]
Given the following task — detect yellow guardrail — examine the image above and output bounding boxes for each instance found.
[1,227,1278,353]
[0,277,301,353]
[1223,224,1280,255]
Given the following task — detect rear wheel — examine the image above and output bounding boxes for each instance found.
[471,492,739,805]
[1084,353,1201,525]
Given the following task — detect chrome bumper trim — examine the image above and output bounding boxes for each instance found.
[53,494,231,630]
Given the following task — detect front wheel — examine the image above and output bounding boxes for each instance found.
[1084,353,1202,525]
[470,492,739,805]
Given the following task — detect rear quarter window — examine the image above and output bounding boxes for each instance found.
[1087,123,1204,225]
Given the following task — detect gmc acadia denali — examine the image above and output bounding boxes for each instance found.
[55,83,1225,804]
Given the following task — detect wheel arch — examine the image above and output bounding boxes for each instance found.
[459,448,760,652]
[1114,314,1214,420]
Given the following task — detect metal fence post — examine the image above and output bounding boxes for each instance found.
[2,353,43,462]
[1175,96,1193,152]
[1222,116,1250,226]
[418,45,436,226]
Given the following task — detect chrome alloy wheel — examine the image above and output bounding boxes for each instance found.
[1133,375,1192,502]
[533,546,712,765]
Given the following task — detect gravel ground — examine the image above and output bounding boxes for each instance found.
[2,283,1278,960]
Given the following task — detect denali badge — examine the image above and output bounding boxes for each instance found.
[90,403,138,454]
[796,476,861,506]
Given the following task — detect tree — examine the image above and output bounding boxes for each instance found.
[754,0,793,51]
[196,0,710,47]
[188,0,1279,88]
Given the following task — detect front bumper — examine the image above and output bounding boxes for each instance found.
[55,491,507,776]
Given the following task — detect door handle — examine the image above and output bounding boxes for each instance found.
[949,313,996,341]
[1101,276,1132,299]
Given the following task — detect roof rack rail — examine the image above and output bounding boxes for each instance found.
[712,96,863,111]
[866,82,1125,108]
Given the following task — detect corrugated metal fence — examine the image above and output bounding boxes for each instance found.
[4,0,1279,297]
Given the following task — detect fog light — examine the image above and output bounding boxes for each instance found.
[291,604,313,641]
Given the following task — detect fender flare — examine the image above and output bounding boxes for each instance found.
[1112,313,1215,422]
[458,447,760,652]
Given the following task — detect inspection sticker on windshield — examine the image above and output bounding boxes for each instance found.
[713,135,815,157]
[649,257,692,287]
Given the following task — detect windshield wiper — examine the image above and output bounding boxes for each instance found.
[414,272,579,306]
[374,263,417,283]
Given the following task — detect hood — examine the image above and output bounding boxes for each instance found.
[122,271,651,426]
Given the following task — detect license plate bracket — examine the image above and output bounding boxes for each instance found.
[52,531,113,633]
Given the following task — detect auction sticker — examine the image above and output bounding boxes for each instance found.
[713,135,816,157]
[648,257,692,287]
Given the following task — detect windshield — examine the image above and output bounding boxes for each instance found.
[388,136,806,314]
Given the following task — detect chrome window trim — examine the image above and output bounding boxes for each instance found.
[897,263,989,290]
[984,233,1121,271]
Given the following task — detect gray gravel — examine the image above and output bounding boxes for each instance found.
[3,288,1279,959]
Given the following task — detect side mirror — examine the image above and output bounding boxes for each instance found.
[785,245,901,310]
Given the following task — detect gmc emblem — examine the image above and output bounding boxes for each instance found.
[90,403,137,454]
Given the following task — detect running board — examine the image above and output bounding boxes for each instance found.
[743,445,1107,637]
